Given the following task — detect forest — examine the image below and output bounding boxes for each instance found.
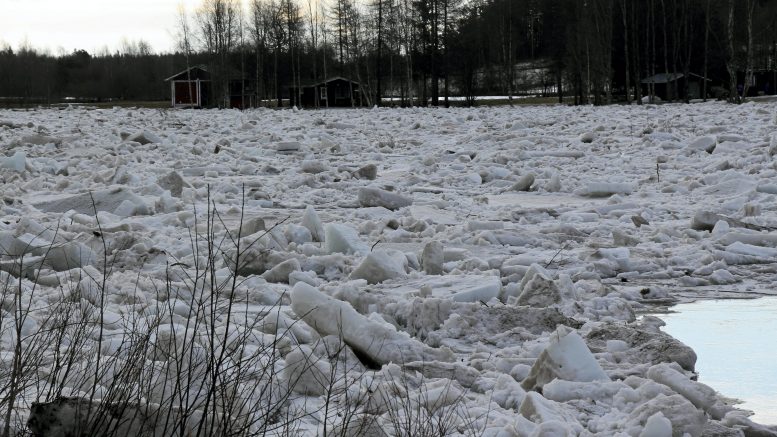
[1,0,776,107]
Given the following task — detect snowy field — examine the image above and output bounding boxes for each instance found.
[2,102,777,436]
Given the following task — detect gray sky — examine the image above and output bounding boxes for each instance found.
[1,0,203,54]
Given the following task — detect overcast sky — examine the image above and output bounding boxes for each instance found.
[1,0,204,54]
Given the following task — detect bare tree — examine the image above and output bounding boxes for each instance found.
[321,0,331,107]
[308,0,320,107]
[741,0,757,101]
[703,0,711,101]
[726,0,738,102]
[631,0,642,104]
[197,0,240,107]
[249,0,269,106]
[620,0,631,103]
[259,0,286,106]
[373,0,384,106]
[283,0,303,107]
[659,0,672,101]
[177,5,197,107]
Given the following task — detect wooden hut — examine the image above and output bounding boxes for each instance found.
[166,66,211,108]
[640,72,710,101]
[165,66,254,108]
[290,77,362,108]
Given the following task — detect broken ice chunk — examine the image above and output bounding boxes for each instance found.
[521,326,609,391]
[290,282,454,365]
[357,187,412,211]
[350,249,408,284]
[324,223,369,255]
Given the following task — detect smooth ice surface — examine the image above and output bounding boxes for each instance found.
[658,297,777,425]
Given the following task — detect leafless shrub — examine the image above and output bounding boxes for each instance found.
[2,188,489,437]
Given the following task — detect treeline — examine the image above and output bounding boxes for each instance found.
[0,42,192,104]
[1,0,776,107]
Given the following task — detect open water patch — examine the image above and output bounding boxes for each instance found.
[658,297,777,425]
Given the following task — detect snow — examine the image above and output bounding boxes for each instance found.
[511,172,536,191]
[420,240,444,274]
[509,263,576,306]
[0,151,27,172]
[646,363,731,419]
[686,136,717,153]
[575,181,635,197]
[521,326,609,391]
[276,141,301,152]
[638,412,672,437]
[350,249,408,284]
[301,205,325,242]
[261,258,301,283]
[290,282,454,364]
[323,223,369,255]
[3,101,777,435]
[283,346,332,395]
[357,186,413,210]
[125,130,161,145]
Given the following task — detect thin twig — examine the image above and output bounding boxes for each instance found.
[544,243,569,269]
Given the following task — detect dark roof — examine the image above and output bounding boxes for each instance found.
[641,72,711,84]
[641,73,684,84]
[297,76,361,88]
[165,65,210,82]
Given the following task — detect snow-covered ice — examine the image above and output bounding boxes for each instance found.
[3,101,777,435]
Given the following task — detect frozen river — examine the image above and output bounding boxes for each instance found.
[659,297,777,425]
[4,102,777,435]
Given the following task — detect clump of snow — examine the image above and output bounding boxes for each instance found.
[626,394,706,437]
[518,392,583,432]
[576,182,634,197]
[354,163,378,180]
[262,258,301,283]
[1,151,27,172]
[301,159,328,174]
[157,171,188,197]
[421,240,444,275]
[324,223,369,255]
[301,206,325,242]
[521,326,609,391]
[47,242,97,271]
[276,141,301,152]
[290,282,453,364]
[283,346,331,395]
[579,132,596,143]
[638,412,672,437]
[350,249,408,284]
[509,264,576,307]
[126,130,161,145]
[511,173,535,191]
[357,186,413,210]
[686,136,717,154]
[646,363,732,419]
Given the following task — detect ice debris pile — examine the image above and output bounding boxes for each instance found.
[2,102,777,436]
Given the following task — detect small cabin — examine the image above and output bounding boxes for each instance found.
[290,77,362,108]
[641,72,710,101]
[165,66,211,108]
[165,66,254,108]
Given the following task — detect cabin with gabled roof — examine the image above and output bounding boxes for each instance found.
[640,72,710,101]
[289,77,363,108]
[165,65,254,108]
[165,66,211,108]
